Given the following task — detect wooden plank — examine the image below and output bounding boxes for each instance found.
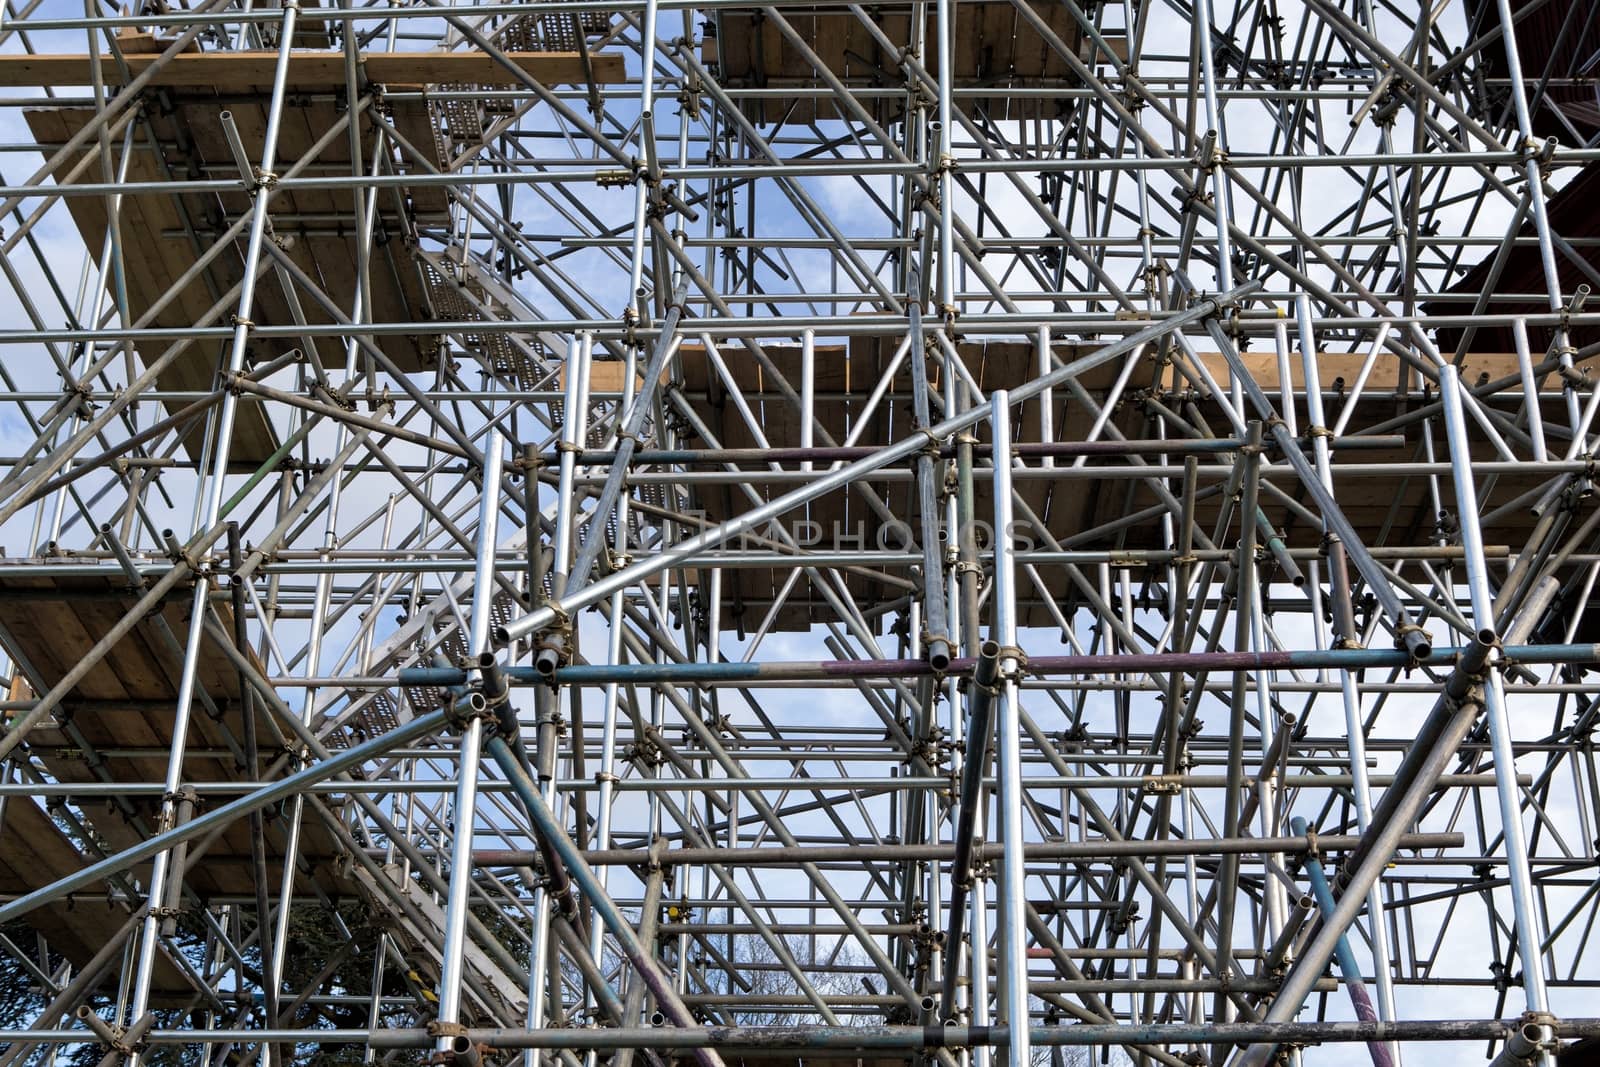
[948,2,979,81]
[0,798,190,1000]
[0,50,626,88]
[22,107,279,461]
[293,0,333,50]
[714,3,1128,119]
[761,19,786,87]
[391,97,450,215]
[681,336,1554,629]
[114,29,169,55]
[0,799,86,890]
[86,596,176,701]
[26,92,436,461]
[0,573,348,904]
[560,358,672,394]
[16,598,130,702]
[1078,35,1131,64]
[981,1,1018,82]
[1032,1,1066,79]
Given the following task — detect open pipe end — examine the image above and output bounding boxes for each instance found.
[449,1035,482,1067]
[1450,631,1498,696]
[973,641,1003,688]
[927,638,953,673]
[74,1006,94,1021]
[478,652,510,708]
[492,624,512,647]
[1501,1021,1546,1065]
[534,648,561,678]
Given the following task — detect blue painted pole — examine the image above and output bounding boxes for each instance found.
[1291,816,1392,1067]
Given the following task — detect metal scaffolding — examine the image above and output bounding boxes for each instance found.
[0,0,1597,1065]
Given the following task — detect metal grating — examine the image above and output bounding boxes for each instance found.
[419,251,546,390]
[501,11,609,52]
[433,83,485,148]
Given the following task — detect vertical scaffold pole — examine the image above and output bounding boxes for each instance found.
[990,390,1030,1067]
[1439,365,1554,1066]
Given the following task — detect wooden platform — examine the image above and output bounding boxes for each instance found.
[677,339,1555,630]
[22,29,624,464]
[0,795,196,1003]
[0,569,349,917]
[26,87,454,464]
[1427,162,1600,357]
[711,1,1126,123]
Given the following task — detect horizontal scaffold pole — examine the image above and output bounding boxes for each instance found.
[14,1018,1592,1050]
[400,641,1600,687]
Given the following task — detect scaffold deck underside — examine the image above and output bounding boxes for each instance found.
[0,2,1598,1067]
